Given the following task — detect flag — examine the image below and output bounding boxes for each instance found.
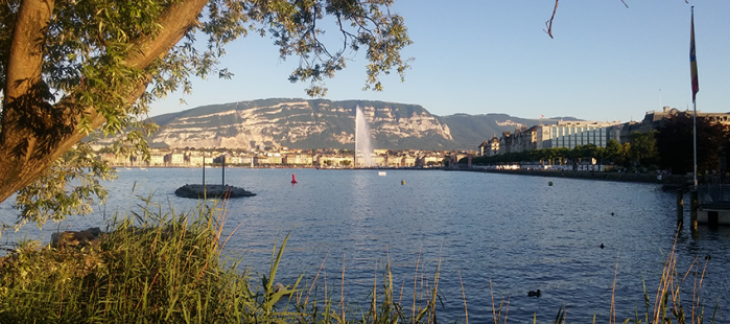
[690,7,699,103]
[541,114,544,117]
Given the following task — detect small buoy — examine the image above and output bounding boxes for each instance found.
[611,212,614,216]
[600,243,604,249]
[401,180,406,185]
[291,173,298,184]
[548,181,553,186]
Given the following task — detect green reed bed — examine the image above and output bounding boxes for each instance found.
[0,199,721,324]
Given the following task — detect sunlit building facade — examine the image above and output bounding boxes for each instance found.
[538,120,622,150]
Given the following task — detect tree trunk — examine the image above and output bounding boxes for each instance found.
[0,0,209,204]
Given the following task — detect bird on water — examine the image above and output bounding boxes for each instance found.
[528,289,541,297]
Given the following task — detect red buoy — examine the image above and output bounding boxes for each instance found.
[291,173,298,184]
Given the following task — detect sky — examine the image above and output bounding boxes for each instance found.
[150,0,730,123]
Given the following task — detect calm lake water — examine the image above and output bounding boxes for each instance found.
[1,168,729,323]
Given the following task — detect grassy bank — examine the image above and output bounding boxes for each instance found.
[0,200,720,323]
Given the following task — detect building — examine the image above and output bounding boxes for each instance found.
[283,154,313,165]
[166,153,185,166]
[255,155,282,166]
[317,155,353,167]
[514,126,539,152]
[538,120,622,149]
[189,155,204,166]
[479,136,500,157]
[615,106,730,143]
[401,156,416,167]
[498,131,513,155]
[149,154,165,166]
[100,153,130,166]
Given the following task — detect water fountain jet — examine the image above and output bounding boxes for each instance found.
[355,105,374,168]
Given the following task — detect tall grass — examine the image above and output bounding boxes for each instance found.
[0,198,442,323]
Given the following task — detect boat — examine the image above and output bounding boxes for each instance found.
[378,171,386,176]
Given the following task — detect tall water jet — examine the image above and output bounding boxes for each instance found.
[355,105,374,168]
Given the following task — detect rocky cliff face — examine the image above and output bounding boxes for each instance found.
[150,99,456,150]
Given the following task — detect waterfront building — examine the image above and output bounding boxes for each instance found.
[189,155,203,166]
[316,155,353,167]
[498,131,513,155]
[149,155,165,166]
[478,136,500,157]
[416,155,442,167]
[166,153,185,166]
[514,126,539,152]
[100,153,126,166]
[537,120,622,149]
[256,155,282,165]
[614,106,730,143]
[238,156,253,166]
[373,155,386,166]
[283,154,313,165]
[401,155,416,166]
[254,155,269,166]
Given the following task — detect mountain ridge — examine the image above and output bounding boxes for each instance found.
[145,98,581,150]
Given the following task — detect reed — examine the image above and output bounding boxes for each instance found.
[0,198,443,324]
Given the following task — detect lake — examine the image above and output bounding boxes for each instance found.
[1,168,728,323]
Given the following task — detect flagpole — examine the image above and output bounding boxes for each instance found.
[693,100,697,187]
[690,5,699,187]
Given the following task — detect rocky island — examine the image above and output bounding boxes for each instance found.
[174,184,256,199]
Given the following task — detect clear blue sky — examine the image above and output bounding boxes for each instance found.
[151,0,730,123]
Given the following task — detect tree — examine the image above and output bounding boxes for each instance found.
[604,139,621,163]
[655,115,727,174]
[0,0,411,229]
[629,131,658,167]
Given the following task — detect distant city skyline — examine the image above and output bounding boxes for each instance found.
[150,1,730,123]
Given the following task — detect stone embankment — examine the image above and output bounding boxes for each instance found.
[174,184,256,199]
[455,168,697,187]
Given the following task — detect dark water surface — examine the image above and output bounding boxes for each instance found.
[2,168,729,323]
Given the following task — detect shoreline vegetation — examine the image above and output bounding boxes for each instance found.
[0,199,720,323]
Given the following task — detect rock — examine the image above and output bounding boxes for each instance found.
[174,184,256,199]
[51,227,102,249]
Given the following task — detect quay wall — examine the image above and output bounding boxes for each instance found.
[451,168,696,185]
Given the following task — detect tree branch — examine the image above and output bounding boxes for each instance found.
[0,0,209,204]
[125,0,208,69]
[543,0,558,39]
[3,0,53,102]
